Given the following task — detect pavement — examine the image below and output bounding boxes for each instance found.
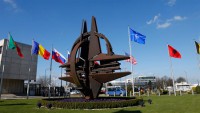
[0,94,45,100]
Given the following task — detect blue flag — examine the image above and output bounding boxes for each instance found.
[129,27,146,44]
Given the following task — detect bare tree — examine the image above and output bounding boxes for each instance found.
[155,76,173,90]
[155,77,163,89]
[36,76,49,87]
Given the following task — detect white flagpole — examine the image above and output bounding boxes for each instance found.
[0,65,5,100]
[0,37,9,100]
[128,26,134,96]
[168,46,176,96]
[196,52,200,70]
[27,40,34,99]
[125,76,127,97]
[26,67,31,99]
[61,68,62,87]
[48,45,53,98]
[26,54,32,99]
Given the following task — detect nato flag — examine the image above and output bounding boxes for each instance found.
[129,27,146,44]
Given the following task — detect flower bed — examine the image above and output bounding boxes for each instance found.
[39,97,142,109]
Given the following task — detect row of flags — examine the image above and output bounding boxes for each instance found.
[6,28,200,66]
[7,33,69,65]
[125,27,200,65]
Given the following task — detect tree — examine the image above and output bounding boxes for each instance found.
[176,77,186,83]
[196,85,200,94]
[148,80,152,91]
[37,75,59,87]
[155,77,163,89]
[155,76,173,90]
[37,76,50,87]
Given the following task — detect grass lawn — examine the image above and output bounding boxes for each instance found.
[0,94,200,113]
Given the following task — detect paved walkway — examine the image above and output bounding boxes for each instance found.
[0,94,45,99]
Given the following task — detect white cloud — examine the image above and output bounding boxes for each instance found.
[3,0,19,12]
[146,14,160,25]
[147,14,186,29]
[167,0,176,6]
[173,16,186,21]
[157,22,171,29]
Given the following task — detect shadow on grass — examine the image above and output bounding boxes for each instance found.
[113,109,142,113]
[0,103,28,106]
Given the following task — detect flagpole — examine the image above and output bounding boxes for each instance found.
[26,54,32,99]
[61,68,62,87]
[169,53,176,96]
[26,64,31,99]
[196,53,200,70]
[60,68,62,97]
[26,40,34,99]
[48,45,53,98]
[128,26,134,96]
[0,37,9,100]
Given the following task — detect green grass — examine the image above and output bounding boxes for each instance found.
[0,95,200,113]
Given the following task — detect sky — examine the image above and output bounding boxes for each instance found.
[0,0,200,84]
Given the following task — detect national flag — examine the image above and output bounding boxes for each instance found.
[125,52,137,65]
[129,27,146,44]
[168,45,181,58]
[8,33,24,58]
[195,41,200,54]
[52,48,66,64]
[31,40,50,60]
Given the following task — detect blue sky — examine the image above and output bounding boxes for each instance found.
[0,0,200,84]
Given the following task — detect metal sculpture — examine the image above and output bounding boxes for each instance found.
[59,16,131,99]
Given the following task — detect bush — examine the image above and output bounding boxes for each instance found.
[162,90,168,95]
[39,97,142,109]
[196,86,200,94]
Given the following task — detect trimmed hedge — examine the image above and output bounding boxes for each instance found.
[39,97,142,109]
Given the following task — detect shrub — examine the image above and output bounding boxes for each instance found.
[39,97,142,109]
[196,86,200,94]
[37,102,42,108]
[162,90,168,95]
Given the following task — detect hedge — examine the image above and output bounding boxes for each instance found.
[38,97,142,109]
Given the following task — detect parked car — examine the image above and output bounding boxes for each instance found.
[70,90,80,94]
[106,86,126,96]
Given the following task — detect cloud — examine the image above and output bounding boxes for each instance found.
[157,22,171,29]
[146,14,160,25]
[3,0,20,12]
[173,16,186,21]
[147,14,186,29]
[167,0,176,6]
[166,16,186,22]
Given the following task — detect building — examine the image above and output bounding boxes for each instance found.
[135,76,156,83]
[175,82,191,91]
[0,39,38,94]
[134,76,157,91]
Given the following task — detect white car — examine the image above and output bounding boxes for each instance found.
[70,90,80,94]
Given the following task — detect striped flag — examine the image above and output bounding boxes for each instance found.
[31,40,50,60]
[125,52,137,65]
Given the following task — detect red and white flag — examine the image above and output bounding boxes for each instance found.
[125,52,137,65]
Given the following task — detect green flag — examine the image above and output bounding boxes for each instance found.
[8,33,24,58]
[8,34,16,49]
